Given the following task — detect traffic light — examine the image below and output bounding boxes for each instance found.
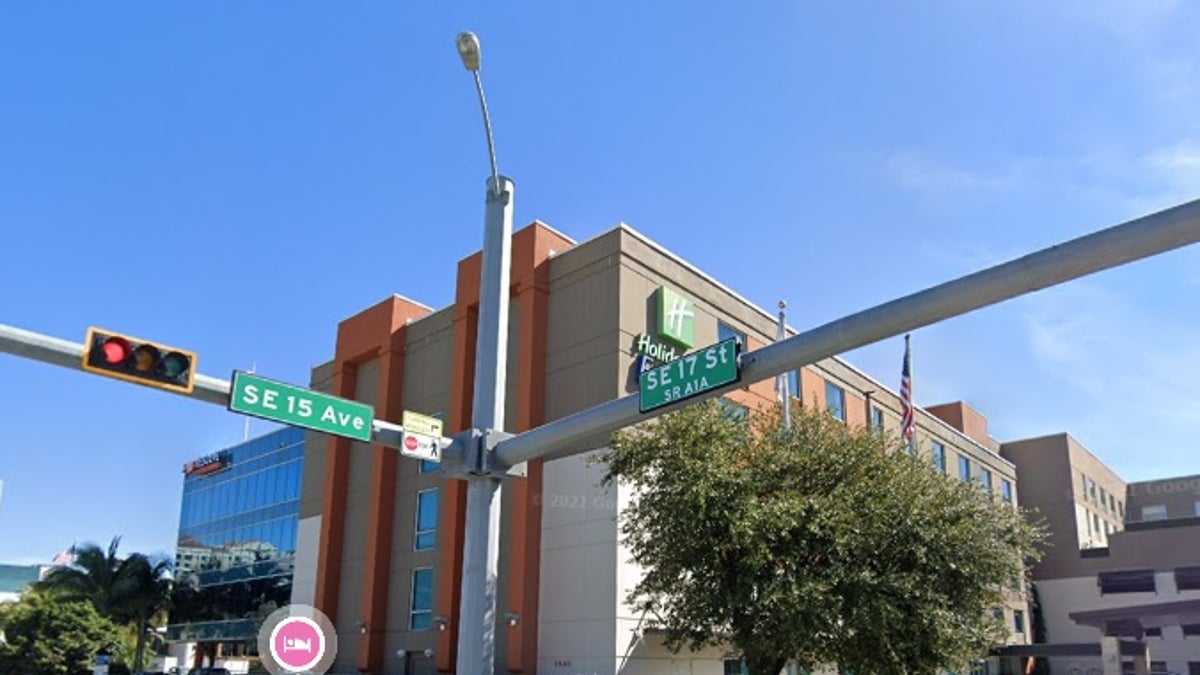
[81,327,197,394]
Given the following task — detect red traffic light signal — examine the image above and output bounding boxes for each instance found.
[81,327,197,394]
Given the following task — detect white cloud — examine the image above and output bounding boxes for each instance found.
[1018,281,1200,441]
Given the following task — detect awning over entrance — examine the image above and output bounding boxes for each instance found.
[1069,599,1200,637]
[993,642,1145,658]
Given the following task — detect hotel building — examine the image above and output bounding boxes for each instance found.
[287,221,1027,675]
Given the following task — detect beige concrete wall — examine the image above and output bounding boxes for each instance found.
[537,229,625,674]
[329,358,381,672]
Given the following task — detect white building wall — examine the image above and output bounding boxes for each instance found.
[290,514,321,608]
[1037,574,1200,674]
[539,450,622,675]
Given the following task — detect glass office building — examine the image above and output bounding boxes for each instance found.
[166,426,304,657]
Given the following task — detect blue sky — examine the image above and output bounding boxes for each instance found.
[2,2,1199,564]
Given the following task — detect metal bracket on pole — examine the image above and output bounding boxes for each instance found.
[439,429,482,478]
[481,429,526,478]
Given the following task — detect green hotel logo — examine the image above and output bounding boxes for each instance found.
[656,286,695,349]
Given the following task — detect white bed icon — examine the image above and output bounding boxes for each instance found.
[283,637,312,653]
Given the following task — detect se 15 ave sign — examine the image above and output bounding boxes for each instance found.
[638,338,740,413]
[228,371,375,442]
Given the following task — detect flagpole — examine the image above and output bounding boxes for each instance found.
[906,334,915,454]
[777,301,791,430]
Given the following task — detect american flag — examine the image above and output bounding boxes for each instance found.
[900,334,914,444]
[51,546,77,567]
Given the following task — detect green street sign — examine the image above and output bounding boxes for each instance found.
[228,370,375,442]
[638,338,740,413]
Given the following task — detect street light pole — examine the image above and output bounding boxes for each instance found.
[455,31,513,675]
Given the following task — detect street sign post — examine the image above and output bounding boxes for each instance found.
[638,338,741,413]
[228,370,375,442]
[401,410,444,462]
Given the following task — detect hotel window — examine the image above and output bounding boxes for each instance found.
[1098,569,1156,594]
[723,660,749,675]
[786,370,800,401]
[415,489,438,551]
[958,456,971,482]
[825,382,846,422]
[979,468,993,492]
[410,567,433,630]
[718,321,746,348]
[719,398,749,422]
[1174,566,1200,591]
[1001,479,1013,504]
[1142,504,1168,522]
[1088,477,1097,501]
[931,443,947,473]
[870,406,884,431]
[1013,610,1025,634]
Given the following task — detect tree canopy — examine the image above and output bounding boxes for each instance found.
[34,536,173,674]
[601,400,1043,675]
[0,590,124,675]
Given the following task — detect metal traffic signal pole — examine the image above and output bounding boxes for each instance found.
[454,32,512,675]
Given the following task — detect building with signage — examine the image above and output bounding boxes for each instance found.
[288,221,1028,675]
[166,425,305,667]
[992,435,1200,675]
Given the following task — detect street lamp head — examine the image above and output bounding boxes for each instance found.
[456,31,481,71]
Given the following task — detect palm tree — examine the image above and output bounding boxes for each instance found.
[36,536,136,619]
[122,554,173,675]
[35,535,173,674]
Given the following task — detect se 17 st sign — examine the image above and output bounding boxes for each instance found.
[228,370,375,442]
[638,338,740,413]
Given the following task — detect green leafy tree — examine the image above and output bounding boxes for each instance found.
[0,590,124,675]
[35,536,174,674]
[601,401,1043,675]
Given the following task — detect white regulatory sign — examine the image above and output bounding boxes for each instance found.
[401,431,441,463]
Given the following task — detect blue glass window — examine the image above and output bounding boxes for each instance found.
[410,568,433,630]
[1002,479,1013,504]
[415,489,438,551]
[825,381,846,422]
[931,443,946,473]
[979,468,993,492]
[958,456,971,482]
[870,406,884,431]
[718,322,745,348]
[420,460,438,474]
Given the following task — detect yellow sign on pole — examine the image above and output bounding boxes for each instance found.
[402,410,444,438]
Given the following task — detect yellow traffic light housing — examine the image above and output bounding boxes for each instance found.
[81,327,197,394]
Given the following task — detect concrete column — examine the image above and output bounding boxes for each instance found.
[1100,636,1122,675]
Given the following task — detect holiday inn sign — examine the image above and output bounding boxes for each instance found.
[633,286,696,370]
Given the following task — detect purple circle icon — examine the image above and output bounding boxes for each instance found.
[268,615,326,672]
